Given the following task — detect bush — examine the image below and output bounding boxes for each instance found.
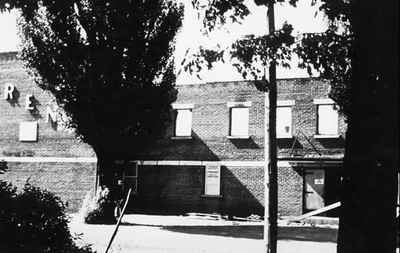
[81,186,117,225]
[0,180,95,253]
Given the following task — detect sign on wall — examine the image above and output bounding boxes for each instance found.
[205,165,221,196]
[19,121,38,142]
[3,83,15,100]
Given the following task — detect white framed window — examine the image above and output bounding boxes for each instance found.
[19,121,38,142]
[277,100,295,138]
[227,101,251,139]
[204,165,221,196]
[172,103,194,138]
[314,99,339,138]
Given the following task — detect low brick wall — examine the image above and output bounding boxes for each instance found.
[0,161,96,212]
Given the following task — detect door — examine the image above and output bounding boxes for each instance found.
[304,169,325,212]
[123,161,138,196]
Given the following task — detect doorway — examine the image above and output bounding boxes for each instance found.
[122,161,138,196]
[303,169,325,213]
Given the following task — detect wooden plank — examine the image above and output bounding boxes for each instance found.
[105,188,133,253]
[290,202,341,221]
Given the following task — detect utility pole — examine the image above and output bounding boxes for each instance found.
[264,1,278,253]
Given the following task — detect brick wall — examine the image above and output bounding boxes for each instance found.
[277,78,346,159]
[0,161,96,212]
[0,52,345,216]
[278,166,303,216]
[0,52,96,213]
[220,166,264,216]
[137,81,265,161]
[0,53,95,158]
[132,165,264,216]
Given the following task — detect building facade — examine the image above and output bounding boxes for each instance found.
[0,51,346,216]
[0,52,96,212]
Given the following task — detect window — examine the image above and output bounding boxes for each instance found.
[314,99,339,137]
[204,165,221,196]
[19,121,38,142]
[172,104,194,138]
[227,101,251,138]
[277,100,295,138]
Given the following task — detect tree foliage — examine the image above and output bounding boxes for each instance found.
[186,0,352,115]
[0,0,183,157]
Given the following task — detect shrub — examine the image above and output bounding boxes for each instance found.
[0,180,95,253]
[82,186,117,224]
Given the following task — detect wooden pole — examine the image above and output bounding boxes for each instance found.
[105,187,133,253]
[264,68,270,251]
[264,2,278,253]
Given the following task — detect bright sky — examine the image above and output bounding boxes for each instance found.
[0,0,327,84]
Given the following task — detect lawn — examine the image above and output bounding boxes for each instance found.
[69,214,337,253]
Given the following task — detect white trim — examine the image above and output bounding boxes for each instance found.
[277,134,293,139]
[0,156,97,163]
[277,160,343,167]
[277,100,295,106]
[313,98,335,105]
[171,103,194,109]
[0,157,343,166]
[227,101,252,107]
[227,135,250,139]
[171,136,193,140]
[314,134,340,139]
[157,160,178,166]
[222,161,264,167]
[141,160,158,166]
[137,160,265,167]
[179,160,202,166]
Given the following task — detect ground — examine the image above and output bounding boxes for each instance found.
[69,214,338,253]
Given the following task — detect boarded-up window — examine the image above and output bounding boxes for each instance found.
[204,165,221,196]
[317,104,338,135]
[230,107,249,137]
[175,109,192,137]
[277,106,292,137]
[19,121,38,142]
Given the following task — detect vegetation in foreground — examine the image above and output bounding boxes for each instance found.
[0,180,95,253]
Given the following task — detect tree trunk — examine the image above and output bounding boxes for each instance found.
[96,154,123,201]
[337,1,398,252]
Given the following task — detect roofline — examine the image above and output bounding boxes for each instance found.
[177,77,327,88]
[0,51,327,85]
[0,51,19,62]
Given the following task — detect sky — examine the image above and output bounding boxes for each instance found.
[0,0,327,84]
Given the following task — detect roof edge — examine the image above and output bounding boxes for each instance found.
[0,51,19,62]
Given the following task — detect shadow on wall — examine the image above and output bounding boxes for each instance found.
[316,136,345,149]
[0,160,8,174]
[129,131,264,216]
[229,137,260,149]
[5,87,21,107]
[220,166,264,217]
[28,96,43,120]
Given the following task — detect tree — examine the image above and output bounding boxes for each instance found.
[0,1,183,198]
[336,1,398,252]
[185,0,398,252]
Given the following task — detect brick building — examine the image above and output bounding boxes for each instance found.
[0,52,96,212]
[0,51,345,216]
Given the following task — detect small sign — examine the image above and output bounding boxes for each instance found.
[205,165,221,196]
[19,121,38,142]
[314,178,324,185]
